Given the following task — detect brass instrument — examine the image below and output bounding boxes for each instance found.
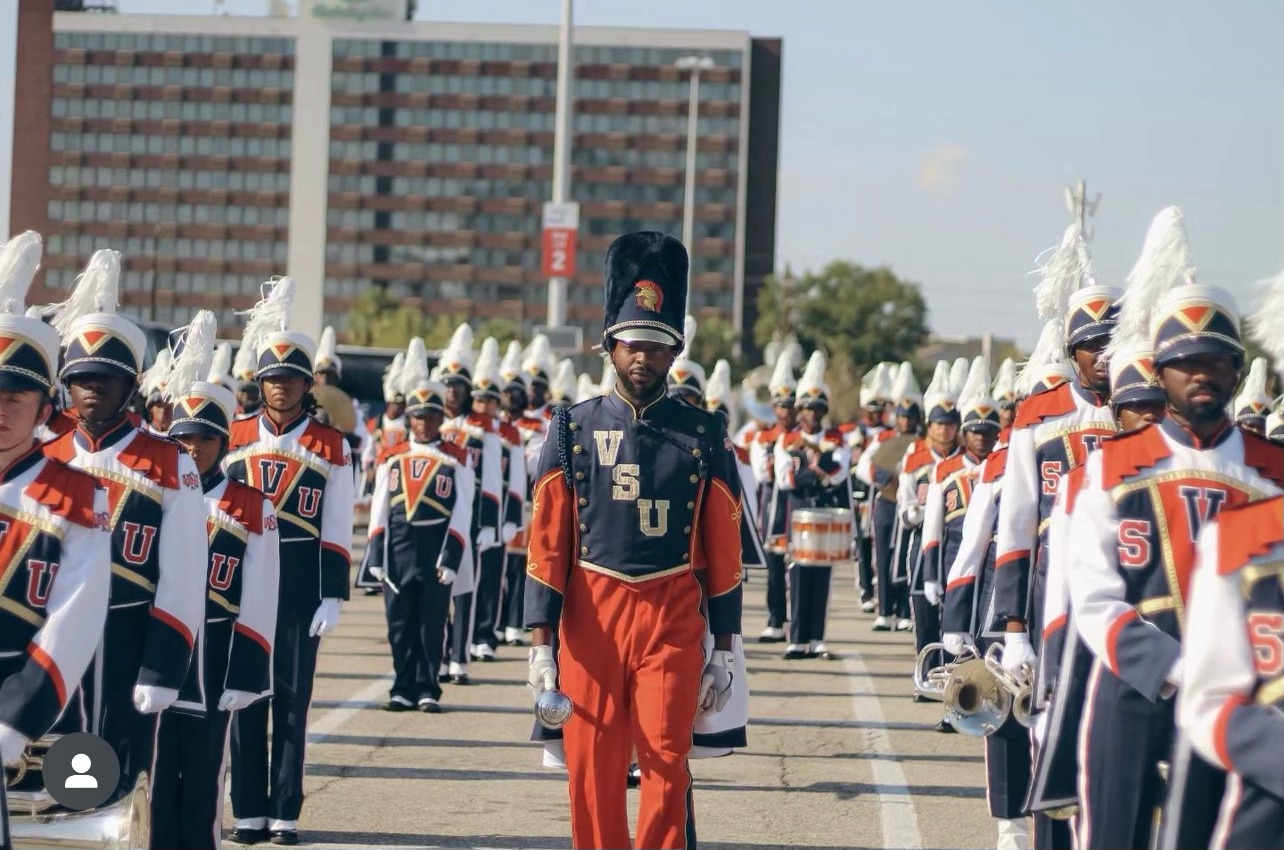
[913,642,1012,737]
[5,735,150,849]
[983,644,1034,728]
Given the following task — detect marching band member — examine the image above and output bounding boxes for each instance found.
[857,362,922,631]
[437,325,501,685]
[150,311,280,850]
[232,332,263,423]
[1026,337,1167,827]
[920,358,998,730]
[0,233,110,835]
[46,249,207,802]
[361,352,408,476]
[139,348,173,436]
[525,231,743,850]
[522,335,555,422]
[849,362,891,611]
[900,361,963,661]
[992,358,1018,431]
[499,341,537,646]
[224,278,353,846]
[1231,357,1273,435]
[469,338,524,661]
[776,351,851,661]
[751,342,801,642]
[367,338,474,713]
[548,360,578,407]
[1177,495,1282,850]
[1066,208,1283,849]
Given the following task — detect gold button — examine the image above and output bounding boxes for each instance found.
[683,526,691,534]
[579,524,588,533]
[569,421,579,431]
[686,501,695,509]
[692,448,702,458]
[697,425,706,434]
[572,445,583,454]
[683,552,691,561]
[580,546,589,555]
[689,474,698,483]
[575,471,585,481]
[578,497,589,507]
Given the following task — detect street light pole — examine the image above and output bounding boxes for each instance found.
[676,56,713,264]
[546,0,574,329]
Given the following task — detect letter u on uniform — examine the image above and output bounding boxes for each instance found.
[637,499,670,537]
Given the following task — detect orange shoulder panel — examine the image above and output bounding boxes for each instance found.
[465,413,494,432]
[29,458,99,528]
[1013,382,1075,430]
[981,447,1010,483]
[437,441,467,464]
[376,441,412,468]
[47,411,78,438]
[1215,495,1284,575]
[1242,431,1284,488]
[933,453,967,484]
[229,418,260,450]
[903,448,936,474]
[1099,423,1169,489]
[733,444,750,465]
[42,432,76,464]
[837,422,856,434]
[117,431,182,489]
[299,420,349,466]
[220,479,267,535]
[499,422,521,444]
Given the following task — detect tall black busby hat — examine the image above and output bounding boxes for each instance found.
[602,232,689,349]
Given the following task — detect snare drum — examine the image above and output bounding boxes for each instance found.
[789,508,853,565]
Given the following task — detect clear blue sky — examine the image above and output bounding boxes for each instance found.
[13,0,1284,347]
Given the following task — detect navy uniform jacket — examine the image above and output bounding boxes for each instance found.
[942,447,1008,638]
[524,392,744,636]
[225,413,353,608]
[1180,495,1284,844]
[0,449,110,740]
[367,439,474,586]
[46,422,207,692]
[1068,420,1283,701]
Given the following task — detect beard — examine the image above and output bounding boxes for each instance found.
[615,361,666,403]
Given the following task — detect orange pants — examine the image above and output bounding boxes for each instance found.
[559,565,707,850]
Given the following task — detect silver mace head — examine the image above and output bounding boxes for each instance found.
[535,689,574,730]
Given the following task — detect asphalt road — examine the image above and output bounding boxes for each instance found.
[225,563,999,849]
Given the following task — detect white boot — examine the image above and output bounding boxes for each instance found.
[996,818,1030,850]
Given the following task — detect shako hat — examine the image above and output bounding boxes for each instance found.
[472,337,503,400]
[668,315,706,399]
[795,350,831,411]
[602,231,688,348]
[958,357,1000,432]
[54,248,147,381]
[401,338,446,416]
[922,360,961,424]
[167,310,235,438]
[314,326,342,377]
[0,232,62,394]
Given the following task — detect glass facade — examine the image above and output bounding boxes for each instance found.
[45,31,295,331]
[36,24,756,344]
[324,38,744,338]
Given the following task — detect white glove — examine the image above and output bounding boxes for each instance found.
[0,723,28,768]
[218,689,259,712]
[902,504,924,528]
[923,581,943,606]
[309,598,342,638]
[697,649,735,717]
[528,645,557,701]
[133,684,179,714]
[437,567,457,586]
[477,528,498,550]
[501,523,518,545]
[1002,632,1037,680]
[942,631,972,657]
